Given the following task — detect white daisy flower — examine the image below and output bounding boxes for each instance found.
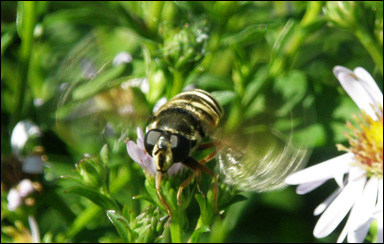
[285,66,383,243]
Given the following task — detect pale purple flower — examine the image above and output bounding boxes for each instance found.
[127,127,156,176]
[126,127,184,177]
[285,66,383,243]
[7,179,36,211]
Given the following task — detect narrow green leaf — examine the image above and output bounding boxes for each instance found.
[211,90,236,107]
[195,194,207,217]
[100,144,109,166]
[106,210,131,243]
[1,32,14,56]
[65,186,118,211]
[189,225,211,243]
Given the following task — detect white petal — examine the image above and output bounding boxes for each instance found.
[28,215,41,243]
[285,153,353,185]
[376,178,383,213]
[353,67,383,108]
[126,141,145,164]
[18,179,35,197]
[333,66,352,77]
[22,155,45,174]
[377,179,383,243]
[113,51,132,66]
[313,170,366,239]
[336,176,377,243]
[11,120,42,155]
[168,163,185,176]
[137,137,145,152]
[334,169,346,188]
[296,179,327,195]
[7,188,23,211]
[314,188,342,216]
[350,177,378,230]
[378,210,383,243]
[152,97,167,113]
[348,221,371,243]
[348,165,367,181]
[136,126,144,141]
[333,66,379,120]
[142,156,156,176]
[140,78,149,94]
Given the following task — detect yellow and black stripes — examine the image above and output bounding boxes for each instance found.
[151,89,223,139]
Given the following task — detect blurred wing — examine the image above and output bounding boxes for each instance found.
[211,73,316,192]
[216,127,309,192]
[55,33,151,154]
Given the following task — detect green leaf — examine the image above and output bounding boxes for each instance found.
[211,90,236,107]
[242,66,269,107]
[59,175,86,186]
[195,194,207,218]
[65,186,119,211]
[106,210,131,243]
[100,144,109,166]
[78,158,104,188]
[273,70,308,116]
[196,74,233,91]
[189,224,211,243]
[1,32,15,56]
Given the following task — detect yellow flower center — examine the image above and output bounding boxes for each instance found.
[364,119,383,146]
[338,107,383,178]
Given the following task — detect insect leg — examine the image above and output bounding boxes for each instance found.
[200,150,217,165]
[178,149,217,200]
[195,149,217,197]
[197,141,216,150]
[182,157,219,215]
[196,170,205,197]
[156,171,173,219]
[177,171,196,205]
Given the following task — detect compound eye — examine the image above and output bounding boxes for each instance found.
[144,130,162,155]
[170,134,190,162]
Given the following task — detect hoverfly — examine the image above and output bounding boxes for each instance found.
[55,33,313,218]
[144,89,223,215]
[142,88,311,216]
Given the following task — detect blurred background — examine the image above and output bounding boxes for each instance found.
[1,1,383,243]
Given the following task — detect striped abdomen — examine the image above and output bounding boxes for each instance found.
[149,89,223,141]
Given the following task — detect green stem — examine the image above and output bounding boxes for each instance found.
[170,70,184,98]
[301,1,323,26]
[354,27,383,74]
[170,213,183,243]
[146,1,164,34]
[285,1,322,59]
[15,1,37,123]
[270,2,322,77]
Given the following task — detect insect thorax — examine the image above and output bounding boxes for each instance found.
[148,89,223,150]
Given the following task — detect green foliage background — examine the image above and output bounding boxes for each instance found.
[1,1,383,243]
